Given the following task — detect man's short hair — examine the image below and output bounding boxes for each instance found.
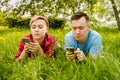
[71,11,89,22]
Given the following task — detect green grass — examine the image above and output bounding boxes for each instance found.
[0,27,120,80]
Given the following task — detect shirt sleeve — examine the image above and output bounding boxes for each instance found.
[89,35,103,54]
[45,37,56,57]
[64,35,74,50]
[15,40,25,59]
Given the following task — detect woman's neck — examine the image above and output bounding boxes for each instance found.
[34,37,44,44]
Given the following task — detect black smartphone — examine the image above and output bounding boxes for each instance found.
[22,38,30,43]
[66,47,74,54]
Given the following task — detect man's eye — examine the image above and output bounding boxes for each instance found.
[79,27,84,30]
[72,28,76,30]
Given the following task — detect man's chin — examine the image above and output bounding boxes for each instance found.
[75,37,82,41]
[75,37,80,40]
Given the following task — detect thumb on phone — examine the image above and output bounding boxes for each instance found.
[77,48,80,51]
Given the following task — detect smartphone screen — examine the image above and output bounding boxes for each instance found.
[66,47,74,54]
[22,38,30,43]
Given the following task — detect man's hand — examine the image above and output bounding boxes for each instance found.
[66,51,75,61]
[74,48,85,61]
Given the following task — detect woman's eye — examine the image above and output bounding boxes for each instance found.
[38,25,43,29]
[31,25,36,29]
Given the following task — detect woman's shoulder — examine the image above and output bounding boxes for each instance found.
[23,34,32,38]
[46,33,55,38]
[46,33,56,42]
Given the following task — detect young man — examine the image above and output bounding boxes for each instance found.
[64,11,103,61]
[15,16,56,61]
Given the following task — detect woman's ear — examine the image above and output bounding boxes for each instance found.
[46,26,49,32]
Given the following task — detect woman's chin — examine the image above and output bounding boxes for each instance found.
[34,37,41,40]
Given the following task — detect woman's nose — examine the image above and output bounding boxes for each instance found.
[35,27,39,31]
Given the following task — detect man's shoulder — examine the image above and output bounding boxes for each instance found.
[65,30,73,38]
[88,29,102,42]
[89,29,101,37]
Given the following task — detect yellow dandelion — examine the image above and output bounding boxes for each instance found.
[0,37,6,42]
[0,27,8,30]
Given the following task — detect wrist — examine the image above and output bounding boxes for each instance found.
[19,50,28,59]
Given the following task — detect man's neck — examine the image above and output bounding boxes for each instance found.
[79,41,84,46]
[78,37,87,46]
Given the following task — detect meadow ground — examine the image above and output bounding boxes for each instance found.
[0,27,120,80]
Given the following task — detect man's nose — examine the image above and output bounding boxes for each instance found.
[76,28,80,34]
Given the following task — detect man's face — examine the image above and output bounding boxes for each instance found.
[71,17,90,44]
[30,19,48,40]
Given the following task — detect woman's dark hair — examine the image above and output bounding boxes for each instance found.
[71,11,89,22]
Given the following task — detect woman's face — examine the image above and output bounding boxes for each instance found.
[30,19,48,40]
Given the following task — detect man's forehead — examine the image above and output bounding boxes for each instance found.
[72,18,88,26]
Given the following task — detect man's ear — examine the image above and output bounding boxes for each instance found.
[88,22,91,28]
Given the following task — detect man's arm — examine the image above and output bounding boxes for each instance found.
[64,35,74,50]
[89,36,103,58]
[64,35,76,60]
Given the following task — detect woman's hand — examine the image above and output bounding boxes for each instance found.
[29,42,44,56]
[16,43,31,61]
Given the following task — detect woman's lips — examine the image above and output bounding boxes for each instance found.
[34,34,40,36]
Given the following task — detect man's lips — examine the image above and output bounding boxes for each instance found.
[75,35,82,38]
[76,35,80,37]
[76,36,80,38]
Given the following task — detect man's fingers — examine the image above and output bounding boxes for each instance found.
[77,48,80,51]
[74,50,82,54]
[66,51,72,55]
[77,54,84,58]
[77,53,85,61]
[66,54,75,61]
